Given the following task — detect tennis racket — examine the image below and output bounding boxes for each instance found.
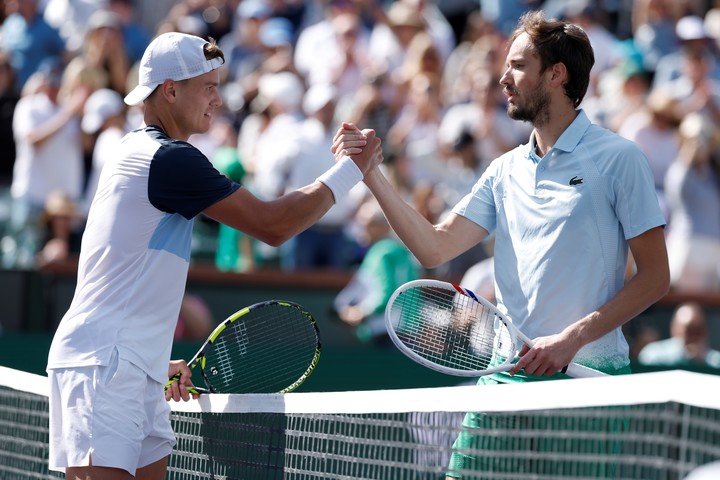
[166,300,321,394]
[385,279,606,378]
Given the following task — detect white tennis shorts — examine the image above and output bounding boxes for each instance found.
[47,349,176,475]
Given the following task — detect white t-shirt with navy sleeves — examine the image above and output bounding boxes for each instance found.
[452,110,666,371]
[47,125,240,383]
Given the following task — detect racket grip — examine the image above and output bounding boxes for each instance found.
[563,362,608,378]
[164,373,181,392]
[164,373,207,395]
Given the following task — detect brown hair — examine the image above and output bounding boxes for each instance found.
[203,37,225,64]
[508,10,594,107]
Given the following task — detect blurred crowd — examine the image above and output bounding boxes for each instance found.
[3,0,720,326]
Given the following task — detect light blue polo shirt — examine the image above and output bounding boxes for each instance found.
[452,110,665,371]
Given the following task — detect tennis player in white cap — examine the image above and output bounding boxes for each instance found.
[46,31,382,480]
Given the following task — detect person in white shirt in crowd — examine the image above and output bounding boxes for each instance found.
[296,6,371,103]
[283,83,368,270]
[243,71,306,267]
[653,15,720,89]
[664,112,720,292]
[5,58,90,268]
[80,88,127,215]
[617,86,681,217]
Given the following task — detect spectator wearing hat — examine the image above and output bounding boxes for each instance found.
[666,17,720,127]
[65,9,130,95]
[246,71,306,201]
[653,15,720,88]
[257,17,299,76]
[367,0,454,77]
[80,88,127,215]
[36,190,82,267]
[283,83,368,270]
[617,86,682,216]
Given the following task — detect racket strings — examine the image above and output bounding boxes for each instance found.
[202,303,319,393]
[391,286,511,372]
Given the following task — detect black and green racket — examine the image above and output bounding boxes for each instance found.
[165,300,321,394]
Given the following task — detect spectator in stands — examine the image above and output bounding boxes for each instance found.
[638,302,720,369]
[80,88,127,215]
[247,71,306,202]
[367,1,428,77]
[617,86,681,216]
[631,0,680,74]
[296,7,370,102]
[439,66,530,180]
[664,112,720,292]
[107,0,151,64]
[45,32,381,479]
[4,58,90,268]
[65,10,130,95]
[212,116,257,273]
[334,199,419,344]
[591,53,652,133]
[35,190,81,266]
[663,44,720,130]
[218,0,272,86]
[441,12,503,106]
[0,0,66,91]
[653,15,720,89]
[560,1,621,99]
[284,83,367,270]
[386,71,444,186]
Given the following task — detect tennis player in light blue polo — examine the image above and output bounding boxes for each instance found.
[337,10,670,477]
[452,107,666,380]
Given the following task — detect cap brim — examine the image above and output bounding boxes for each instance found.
[124,84,156,106]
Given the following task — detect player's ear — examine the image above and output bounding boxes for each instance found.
[160,79,177,103]
[549,62,567,87]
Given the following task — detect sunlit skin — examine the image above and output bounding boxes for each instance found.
[143,69,223,142]
[499,32,553,127]
[335,26,668,385]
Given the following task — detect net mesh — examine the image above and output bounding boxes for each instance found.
[2,366,720,479]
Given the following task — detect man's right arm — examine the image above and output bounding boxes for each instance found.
[362,166,488,269]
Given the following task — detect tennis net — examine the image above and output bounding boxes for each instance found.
[2,365,720,479]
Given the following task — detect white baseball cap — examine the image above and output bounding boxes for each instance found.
[82,88,125,134]
[303,83,337,115]
[124,32,224,106]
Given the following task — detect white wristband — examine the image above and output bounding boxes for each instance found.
[316,156,363,202]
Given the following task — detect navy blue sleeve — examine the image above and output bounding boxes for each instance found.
[148,141,241,219]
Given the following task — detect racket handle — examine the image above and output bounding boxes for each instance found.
[562,362,608,378]
[164,373,208,395]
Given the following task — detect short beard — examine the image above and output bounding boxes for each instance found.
[507,86,551,126]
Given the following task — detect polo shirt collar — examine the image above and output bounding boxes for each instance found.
[523,109,591,161]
